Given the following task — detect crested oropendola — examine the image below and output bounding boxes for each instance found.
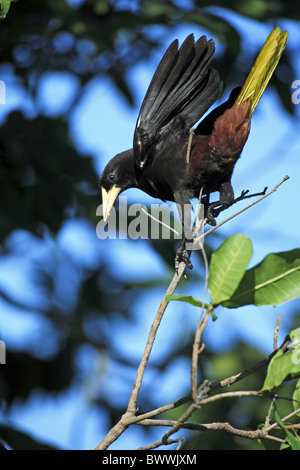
[100,26,288,269]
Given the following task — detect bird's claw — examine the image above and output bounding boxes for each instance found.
[175,241,193,271]
[206,186,268,224]
[206,207,217,226]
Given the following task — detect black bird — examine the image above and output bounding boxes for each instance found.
[100,28,288,269]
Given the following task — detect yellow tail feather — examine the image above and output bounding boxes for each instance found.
[236,26,288,115]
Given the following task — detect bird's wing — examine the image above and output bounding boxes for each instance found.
[195,86,241,136]
[133,35,222,171]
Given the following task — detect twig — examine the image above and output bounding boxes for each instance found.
[190,206,210,400]
[138,417,256,432]
[136,437,185,451]
[141,206,181,236]
[186,128,195,165]
[214,334,290,390]
[265,395,277,427]
[201,175,289,241]
[137,404,300,448]
[273,314,282,351]
[133,334,291,426]
[160,402,197,446]
[160,389,264,445]
[191,307,212,402]
[263,407,300,435]
[132,394,191,423]
[137,418,286,444]
[94,261,187,450]
[95,332,291,449]
[127,264,186,413]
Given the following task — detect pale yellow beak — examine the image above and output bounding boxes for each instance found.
[101,185,121,221]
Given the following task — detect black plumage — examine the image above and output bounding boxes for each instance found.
[100,29,288,269]
[101,35,223,268]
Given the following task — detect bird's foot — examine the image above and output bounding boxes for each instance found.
[230,186,268,205]
[175,239,193,271]
[206,205,218,226]
[207,186,268,223]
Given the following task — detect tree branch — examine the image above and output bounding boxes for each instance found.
[94,175,290,450]
[94,262,187,450]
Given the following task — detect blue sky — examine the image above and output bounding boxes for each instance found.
[0,11,300,450]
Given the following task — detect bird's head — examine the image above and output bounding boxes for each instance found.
[99,149,136,221]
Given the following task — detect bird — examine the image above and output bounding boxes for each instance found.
[100,26,288,270]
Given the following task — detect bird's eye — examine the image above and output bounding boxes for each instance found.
[109,174,116,183]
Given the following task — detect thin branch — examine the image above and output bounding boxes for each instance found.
[158,390,265,446]
[265,395,277,427]
[141,206,181,236]
[191,233,210,401]
[273,314,282,351]
[136,437,185,451]
[94,261,187,450]
[131,334,291,428]
[137,418,287,444]
[201,175,289,241]
[94,331,290,450]
[191,308,212,401]
[186,127,195,165]
[214,335,290,390]
[126,264,186,414]
[137,406,300,447]
[160,402,197,446]
[132,397,191,426]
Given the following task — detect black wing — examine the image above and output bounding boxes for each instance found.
[195,86,242,136]
[133,34,222,171]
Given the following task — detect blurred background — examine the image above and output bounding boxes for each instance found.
[0,0,299,450]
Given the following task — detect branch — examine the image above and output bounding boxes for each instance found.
[94,175,290,450]
[94,261,187,450]
[132,334,290,427]
[190,259,209,401]
[213,334,290,390]
[127,263,186,414]
[137,405,300,449]
[137,418,286,445]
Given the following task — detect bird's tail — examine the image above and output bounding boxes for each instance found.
[236,26,288,115]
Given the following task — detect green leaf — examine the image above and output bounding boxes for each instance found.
[208,234,253,305]
[292,379,300,417]
[223,249,300,308]
[290,327,300,343]
[0,0,14,20]
[274,410,300,450]
[165,294,210,310]
[262,343,300,392]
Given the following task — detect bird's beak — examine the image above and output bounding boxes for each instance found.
[101,185,121,221]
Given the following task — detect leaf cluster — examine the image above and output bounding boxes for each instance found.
[168,235,300,449]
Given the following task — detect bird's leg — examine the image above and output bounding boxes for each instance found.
[211,185,268,219]
[201,196,215,226]
[204,182,234,226]
[175,237,193,271]
[175,194,193,271]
